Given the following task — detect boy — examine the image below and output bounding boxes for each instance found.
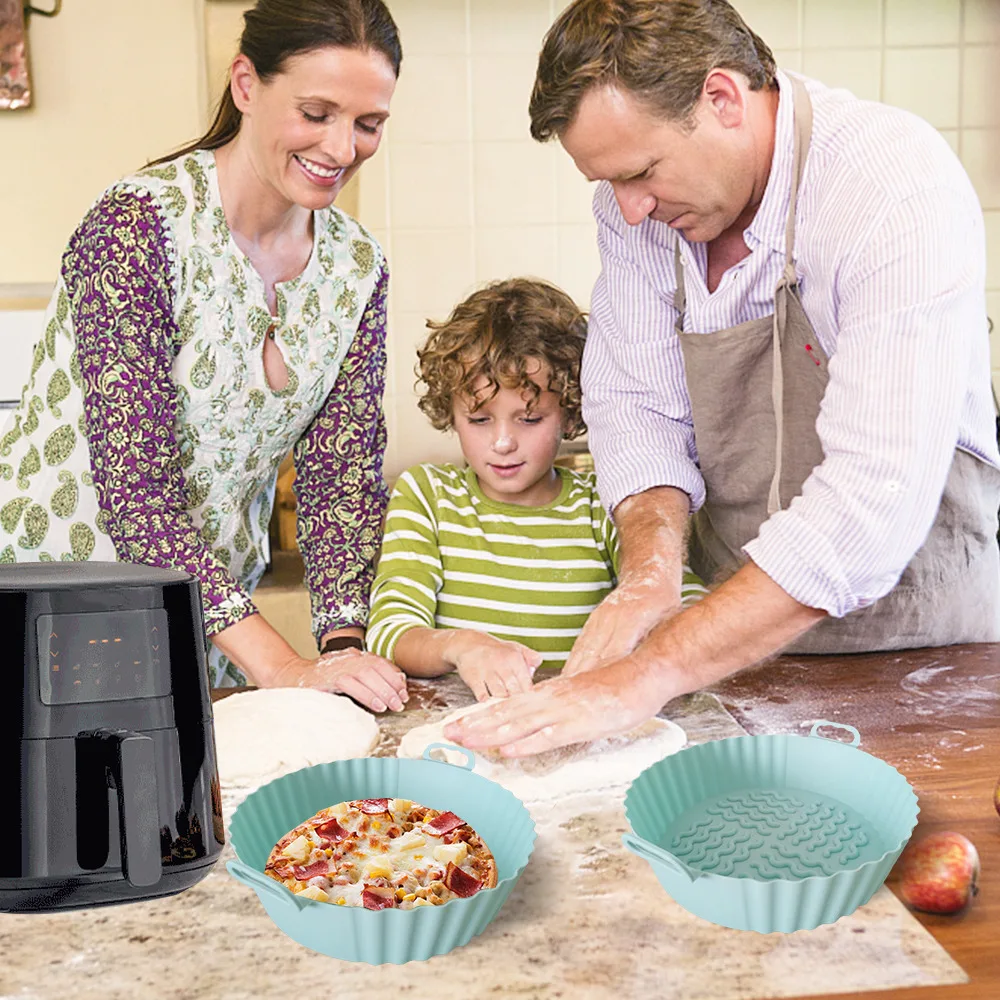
[367,279,706,701]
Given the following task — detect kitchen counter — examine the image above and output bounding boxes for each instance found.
[709,642,1000,1000]
[0,646,994,1000]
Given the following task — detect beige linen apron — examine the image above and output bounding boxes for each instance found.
[674,76,1000,653]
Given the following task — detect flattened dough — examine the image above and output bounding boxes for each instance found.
[213,688,379,787]
[397,701,686,803]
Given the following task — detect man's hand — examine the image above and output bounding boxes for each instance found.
[447,630,542,701]
[445,561,828,756]
[562,576,682,677]
[444,652,670,756]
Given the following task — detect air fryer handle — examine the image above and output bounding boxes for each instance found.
[101,729,161,888]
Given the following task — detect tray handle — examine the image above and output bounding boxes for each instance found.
[808,720,861,747]
[227,860,308,911]
[422,742,476,770]
[622,833,701,883]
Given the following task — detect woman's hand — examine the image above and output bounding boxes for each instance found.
[446,630,542,702]
[265,648,408,713]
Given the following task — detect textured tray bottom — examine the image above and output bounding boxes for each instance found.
[661,787,888,880]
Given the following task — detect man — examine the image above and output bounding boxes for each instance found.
[447,0,1000,757]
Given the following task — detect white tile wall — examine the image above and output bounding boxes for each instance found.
[360,0,1000,479]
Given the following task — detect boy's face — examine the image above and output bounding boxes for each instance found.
[453,362,566,507]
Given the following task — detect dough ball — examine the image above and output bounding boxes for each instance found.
[212,688,379,787]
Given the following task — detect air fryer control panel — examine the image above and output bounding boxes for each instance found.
[36,609,172,705]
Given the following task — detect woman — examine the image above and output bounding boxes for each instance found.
[0,0,407,712]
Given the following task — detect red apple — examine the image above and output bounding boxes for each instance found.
[899,832,980,914]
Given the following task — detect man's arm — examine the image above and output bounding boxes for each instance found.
[447,561,826,756]
[563,485,691,674]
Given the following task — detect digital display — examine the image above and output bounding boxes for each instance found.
[36,609,171,705]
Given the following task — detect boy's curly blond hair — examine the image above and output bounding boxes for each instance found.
[416,278,588,440]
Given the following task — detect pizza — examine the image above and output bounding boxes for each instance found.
[264,798,497,910]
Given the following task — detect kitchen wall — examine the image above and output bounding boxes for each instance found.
[0,0,207,286]
[369,0,1000,481]
[3,0,999,467]
[0,0,207,401]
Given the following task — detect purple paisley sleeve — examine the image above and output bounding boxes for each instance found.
[65,186,258,636]
[293,260,391,640]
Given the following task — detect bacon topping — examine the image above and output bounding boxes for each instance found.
[444,861,483,898]
[361,885,397,910]
[360,799,391,814]
[314,818,348,842]
[292,859,330,881]
[425,811,466,836]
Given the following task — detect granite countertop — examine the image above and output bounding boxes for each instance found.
[0,679,968,1000]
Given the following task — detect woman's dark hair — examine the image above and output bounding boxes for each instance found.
[150,0,401,165]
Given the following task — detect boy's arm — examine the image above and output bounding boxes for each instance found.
[367,468,539,695]
[367,467,447,671]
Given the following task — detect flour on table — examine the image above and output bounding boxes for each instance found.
[396,702,687,804]
[212,688,379,788]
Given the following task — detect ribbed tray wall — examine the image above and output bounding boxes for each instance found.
[623,732,919,932]
[229,756,536,963]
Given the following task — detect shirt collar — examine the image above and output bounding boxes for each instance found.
[743,68,797,257]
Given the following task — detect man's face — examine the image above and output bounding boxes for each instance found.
[560,80,756,243]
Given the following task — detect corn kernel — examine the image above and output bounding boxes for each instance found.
[395,888,407,900]
[372,820,381,830]
[402,893,416,902]
[414,854,423,860]
[324,849,333,857]
[336,898,346,906]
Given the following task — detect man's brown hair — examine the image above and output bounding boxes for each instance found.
[529,0,776,141]
[416,278,588,440]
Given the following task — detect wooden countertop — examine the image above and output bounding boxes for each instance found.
[709,643,1000,1000]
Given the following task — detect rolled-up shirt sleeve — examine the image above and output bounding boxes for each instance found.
[583,183,705,517]
[293,260,391,640]
[745,186,987,617]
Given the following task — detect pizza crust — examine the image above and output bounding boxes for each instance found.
[397,703,687,803]
[212,688,379,787]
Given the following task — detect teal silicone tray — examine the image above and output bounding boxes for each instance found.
[227,743,536,964]
[623,721,919,932]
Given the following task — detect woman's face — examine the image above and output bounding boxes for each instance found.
[232,45,397,210]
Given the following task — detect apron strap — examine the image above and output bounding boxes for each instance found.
[673,244,686,332]
[768,76,814,516]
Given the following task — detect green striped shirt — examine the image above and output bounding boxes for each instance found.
[367,463,707,669]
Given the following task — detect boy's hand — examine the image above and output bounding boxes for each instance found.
[446,631,543,701]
